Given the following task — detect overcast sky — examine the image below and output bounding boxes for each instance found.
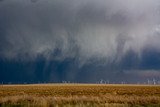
[0,0,160,83]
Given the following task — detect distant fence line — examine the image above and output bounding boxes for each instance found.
[1,79,160,85]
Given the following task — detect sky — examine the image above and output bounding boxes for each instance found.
[0,0,160,84]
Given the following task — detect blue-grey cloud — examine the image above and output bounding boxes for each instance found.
[0,0,160,83]
[0,0,160,62]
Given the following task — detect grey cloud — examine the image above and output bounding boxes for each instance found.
[0,0,160,64]
[30,0,38,3]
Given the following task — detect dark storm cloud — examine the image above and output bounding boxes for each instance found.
[0,0,160,62]
[0,0,160,83]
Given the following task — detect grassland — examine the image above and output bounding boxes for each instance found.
[0,84,160,107]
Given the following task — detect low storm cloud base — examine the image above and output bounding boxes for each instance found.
[0,0,160,83]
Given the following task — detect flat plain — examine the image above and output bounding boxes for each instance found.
[0,84,160,107]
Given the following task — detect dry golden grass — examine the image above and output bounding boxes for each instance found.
[0,84,160,106]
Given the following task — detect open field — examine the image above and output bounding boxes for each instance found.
[0,84,160,107]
